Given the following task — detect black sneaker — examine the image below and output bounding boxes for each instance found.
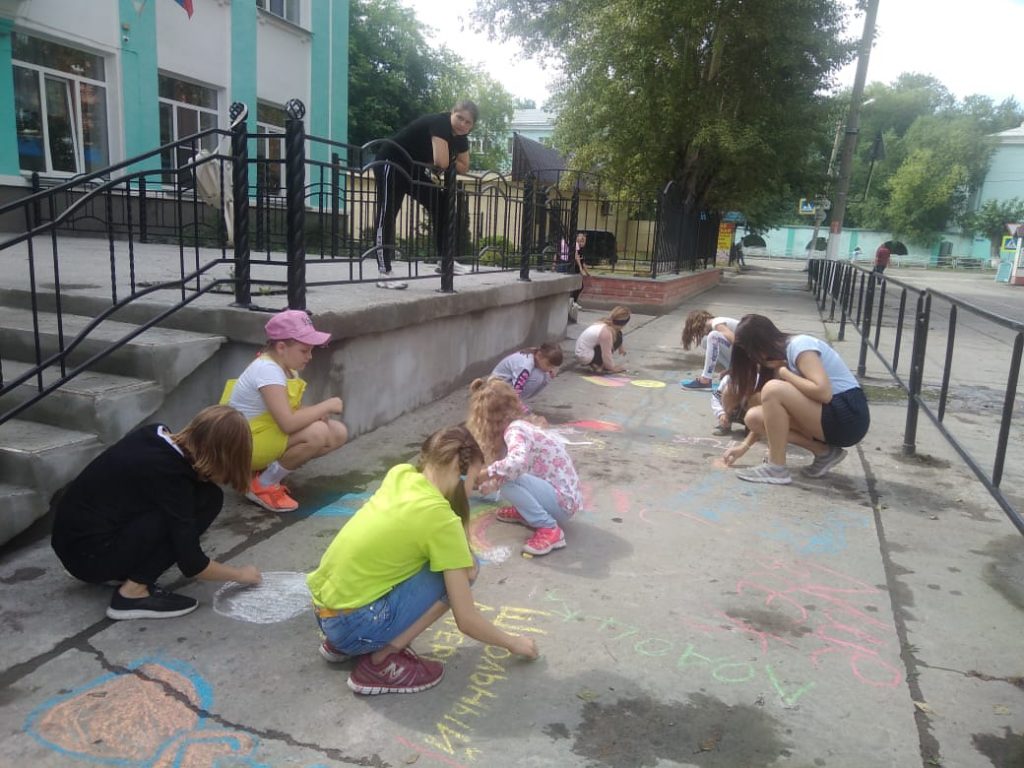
[106,586,198,620]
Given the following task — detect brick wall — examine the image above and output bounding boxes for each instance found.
[579,270,721,314]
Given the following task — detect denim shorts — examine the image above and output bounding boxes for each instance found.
[315,564,448,656]
[821,387,870,447]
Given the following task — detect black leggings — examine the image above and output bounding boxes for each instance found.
[54,485,221,586]
[373,162,449,273]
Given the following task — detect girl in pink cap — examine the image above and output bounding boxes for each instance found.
[222,309,348,511]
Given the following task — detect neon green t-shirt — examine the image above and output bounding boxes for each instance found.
[307,464,474,610]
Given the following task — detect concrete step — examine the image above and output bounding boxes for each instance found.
[0,420,102,526]
[0,361,163,443]
[0,484,46,546]
[0,306,225,392]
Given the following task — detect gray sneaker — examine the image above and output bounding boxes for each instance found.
[376,271,408,289]
[803,446,847,478]
[736,462,792,485]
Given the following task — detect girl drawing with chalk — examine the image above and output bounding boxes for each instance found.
[307,425,538,696]
[574,305,630,373]
[466,378,582,556]
[721,314,870,484]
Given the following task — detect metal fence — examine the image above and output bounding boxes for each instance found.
[0,98,717,426]
[808,258,1024,533]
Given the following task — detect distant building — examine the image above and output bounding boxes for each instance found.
[0,0,349,198]
[509,108,556,149]
[972,123,1024,208]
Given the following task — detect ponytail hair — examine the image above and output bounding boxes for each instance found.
[417,424,484,527]
[525,341,563,367]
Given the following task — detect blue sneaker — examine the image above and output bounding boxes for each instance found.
[680,378,718,392]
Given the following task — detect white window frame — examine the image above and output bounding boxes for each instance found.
[158,75,219,152]
[256,0,300,25]
[256,101,287,197]
[12,41,109,177]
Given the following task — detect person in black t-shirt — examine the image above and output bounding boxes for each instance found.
[371,101,478,289]
[52,405,262,621]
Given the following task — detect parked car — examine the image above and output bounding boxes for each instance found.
[578,229,617,266]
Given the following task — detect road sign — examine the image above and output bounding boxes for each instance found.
[798,198,816,215]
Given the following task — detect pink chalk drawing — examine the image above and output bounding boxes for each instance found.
[467,506,513,564]
[735,559,903,688]
[580,375,631,387]
[566,419,622,432]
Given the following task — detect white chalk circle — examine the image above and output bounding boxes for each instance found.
[213,571,311,624]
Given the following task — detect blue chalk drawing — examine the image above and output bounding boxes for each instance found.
[308,491,373,517]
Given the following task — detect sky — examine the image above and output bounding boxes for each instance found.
[401,0,1024,109]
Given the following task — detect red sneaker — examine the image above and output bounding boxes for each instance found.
[319,639,350,664]
[347,648,444,695]
[245,474,299,512]
[495,506,528,526]
[523,526,566,556]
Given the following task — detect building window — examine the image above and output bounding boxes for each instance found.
[256,0,300,24]
[12,32,109,175]
[257,102,286,196]
[158,74,219,181]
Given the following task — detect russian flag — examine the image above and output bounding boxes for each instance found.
[174,0,194,18]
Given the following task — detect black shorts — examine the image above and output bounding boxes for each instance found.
[821,387,870,447]
[591,346,604,367]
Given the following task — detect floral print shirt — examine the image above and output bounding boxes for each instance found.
[487,420,582,516]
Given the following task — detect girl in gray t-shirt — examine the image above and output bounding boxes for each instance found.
[721,314,869,485]
[491,343,563,404]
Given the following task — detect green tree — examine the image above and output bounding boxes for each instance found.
[845,77,1023,235]
[472,0,854,228]
[961,198,1024,260]
[347,0,437,147]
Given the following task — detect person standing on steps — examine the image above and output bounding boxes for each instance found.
[372,101,478,290]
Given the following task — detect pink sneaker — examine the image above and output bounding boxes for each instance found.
[523,526,566,556]
[495,506,528,526]
[346,648,444,695]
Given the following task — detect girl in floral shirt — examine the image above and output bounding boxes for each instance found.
[467,378,582,555]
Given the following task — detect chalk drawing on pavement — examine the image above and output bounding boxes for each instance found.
[309,490,373,517]
[214,571,310,624]
[566,419,622,432]
[630,379,666,389]
[580,375,631,387]
[25,656,270,767]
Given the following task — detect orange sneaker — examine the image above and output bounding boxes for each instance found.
[246,474,299,512]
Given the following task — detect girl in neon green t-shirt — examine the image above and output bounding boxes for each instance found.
[307,425,539,695]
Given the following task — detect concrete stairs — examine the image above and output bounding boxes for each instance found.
[0,302,226,545]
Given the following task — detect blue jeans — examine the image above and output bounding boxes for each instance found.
[316,564,447,656]
[499,474,570,529]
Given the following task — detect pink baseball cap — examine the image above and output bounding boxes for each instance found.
[265,309,331,346]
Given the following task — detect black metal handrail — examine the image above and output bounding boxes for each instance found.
[2,97,720,429]
[808,259,1024,534]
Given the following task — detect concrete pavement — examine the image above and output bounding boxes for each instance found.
[1,262,1022,768]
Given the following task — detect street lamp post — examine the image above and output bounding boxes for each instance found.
[825,0,880,262]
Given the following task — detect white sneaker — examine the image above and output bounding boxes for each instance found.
[376,271,408,290]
